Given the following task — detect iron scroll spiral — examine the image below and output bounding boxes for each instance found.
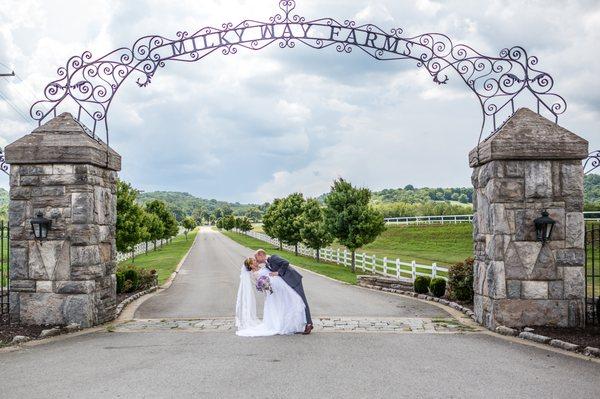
[29,0,567,151]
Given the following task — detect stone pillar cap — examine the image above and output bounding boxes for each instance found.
[5,113,121,171]
[469,108,588,167]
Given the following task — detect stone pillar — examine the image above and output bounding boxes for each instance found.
[470,108,588,329]
[5,113,121,327]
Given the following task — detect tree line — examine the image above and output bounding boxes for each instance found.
[117,181,198,258]
[222,178,386,273]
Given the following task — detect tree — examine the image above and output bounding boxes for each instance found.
[276,193,305,255]
[244,207,262,222]
[116,180,145,257]
[324,178,386,272]
[262,198,284,249]
[182,216,196,239]
[300,198,333,262]
[191,207,204,225]
[236,216,253,232]
[146,200,179,240]
[144,211,164,250]
[221,215,236,231]
[221,205,233,216]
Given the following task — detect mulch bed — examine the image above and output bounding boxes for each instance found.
[528,325,600,349]
[0,315,47,346]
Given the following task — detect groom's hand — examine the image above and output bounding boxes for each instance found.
[269,272,279,276]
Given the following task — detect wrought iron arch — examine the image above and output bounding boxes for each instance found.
[29,1,567,155]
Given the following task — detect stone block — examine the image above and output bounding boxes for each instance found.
[62,294,96,328]
[71,245,101,267]
[486,178,524,202]
[548,281,564,300]
[36,280,54,293]
[525,161,552,199]
[495,299,569,328]
[521,281,548,299]
[487,261,506,299]
[99,243,112,263]
[10,186,31,200]
[506,280,521,299]
[561,162,583,198]
[568,300,584,328]
[71,264,105,280]
[72,192,94,224]
[31,186,66,197]
[18,292,66,326]
[28,240,70,281]
[9,246,28,279]
[565,212,584,248]
[19,165,52,175]
[55,280,96,294]
[69,224,100,245]
[554,249,585,267]
[490,204,510,234]
[10,279,36,292]
[563,267,585,299]
[505,161,525,178]
[8,201,30,228]
[478,161,504,189]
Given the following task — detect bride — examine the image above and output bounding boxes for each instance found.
[235,257,307,336]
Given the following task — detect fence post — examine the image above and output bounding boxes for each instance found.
[372,254,376,273]
[362,253,367,272]
[383,257,388,275]
[396,259,401,279]
[432,263,437,279]
[411,261,417,281]
[336,248,340,265]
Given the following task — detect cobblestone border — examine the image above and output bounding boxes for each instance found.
[494,324,600,358]
[359,281,600,359]
[114,286,159,318]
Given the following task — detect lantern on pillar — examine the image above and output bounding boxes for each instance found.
[534,210,555,244]
[30,211,52,242]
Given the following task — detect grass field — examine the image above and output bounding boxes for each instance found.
[253,223,473,266]
[221,230,359,284]
[118,229,198,285]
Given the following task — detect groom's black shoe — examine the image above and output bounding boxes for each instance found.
[303,324,313,335]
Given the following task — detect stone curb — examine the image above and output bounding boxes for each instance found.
[114,286,159,318]
[494,325,600,357]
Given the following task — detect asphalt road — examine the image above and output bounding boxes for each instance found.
[135,227,448,319]
[1,227,599,398]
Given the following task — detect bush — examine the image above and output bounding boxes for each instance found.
[116,264,158,294]
[429,277,447,298]
[413,276,431,294]
[448,257,474,302]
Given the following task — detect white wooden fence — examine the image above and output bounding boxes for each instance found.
[237,229,448,282]
[116,227,187,262]
[384,212,600,225]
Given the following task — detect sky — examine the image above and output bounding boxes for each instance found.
[0,0,598,203]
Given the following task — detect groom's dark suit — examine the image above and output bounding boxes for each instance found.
[266,255,312,325]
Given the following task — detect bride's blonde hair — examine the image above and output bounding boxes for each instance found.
[243,257,255,271]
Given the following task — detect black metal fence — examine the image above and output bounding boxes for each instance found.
[585,224,600,326]
[0,220,9,324]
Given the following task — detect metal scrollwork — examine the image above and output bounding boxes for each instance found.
[30,0,567,147]
[585,151,600,175]
[0,147,8,175]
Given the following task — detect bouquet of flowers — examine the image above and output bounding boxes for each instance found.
[256,275,273,294]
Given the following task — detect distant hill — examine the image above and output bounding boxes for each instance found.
[137,191,261,221]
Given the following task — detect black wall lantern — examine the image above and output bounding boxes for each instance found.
[534,210,555,244]
[30,211,52,242]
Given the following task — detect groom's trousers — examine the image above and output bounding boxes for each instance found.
[293,282,312,325]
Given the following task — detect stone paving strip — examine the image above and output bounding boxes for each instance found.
[114,317,479,334]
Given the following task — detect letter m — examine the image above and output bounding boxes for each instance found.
[382,36,400,53]
[171,40,187,56]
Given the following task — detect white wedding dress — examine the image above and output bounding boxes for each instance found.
[236,265,306,337]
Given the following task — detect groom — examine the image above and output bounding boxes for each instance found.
[255,249,313,334]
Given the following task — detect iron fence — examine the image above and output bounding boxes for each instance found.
[585,224,600,326]
[1,221,9,324]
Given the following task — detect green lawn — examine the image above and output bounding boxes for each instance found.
[254,223,473,266]
[118,230,198,285]
[221,230,359,284]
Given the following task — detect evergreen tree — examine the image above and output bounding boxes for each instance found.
[324,178,386,272]
[300,198,333,262]
[116,180,145,255]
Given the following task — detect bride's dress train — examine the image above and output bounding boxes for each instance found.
[236,266,306,337]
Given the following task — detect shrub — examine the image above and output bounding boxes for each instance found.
[448,257,474,302]
[116,264,158,294]
[413,276,431,294]
[429,277,447,298]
